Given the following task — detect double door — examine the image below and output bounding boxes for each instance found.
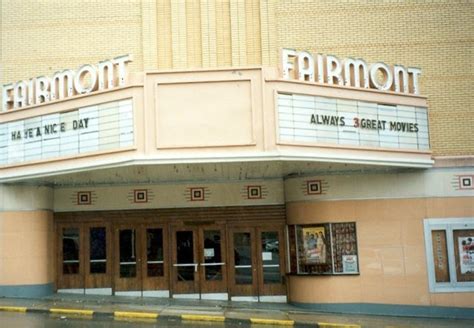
[171,225,227,299]
[57,222,112,293]
[228,225,286,301]
[170,223,286,301]
[114,224,168,297]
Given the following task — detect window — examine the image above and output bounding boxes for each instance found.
[288,222,359,275]
[424,218,474,292]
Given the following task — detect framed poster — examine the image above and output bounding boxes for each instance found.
[453,229,474,282]
[302,226,327,264]
[342,255,358,273]
[458,236,474,274]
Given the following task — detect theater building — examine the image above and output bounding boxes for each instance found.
[1,0,473,318]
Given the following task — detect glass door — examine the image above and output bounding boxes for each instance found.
[171,228,199,297]
[227,225,287,301]
[199,228,227,299]
[57,224,84,291]
[84,223,112,294]
[257,227,286,300]
[171,225,228,299]
[141,226,168,297]
[114,225,142,295]
[57,222,112,295]
[228,228,258,299]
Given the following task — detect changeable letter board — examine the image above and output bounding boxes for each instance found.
[0,98,133,165]
[278,93,429,151]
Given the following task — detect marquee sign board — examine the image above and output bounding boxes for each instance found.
[278,93,429,151]
[0,98,133,165]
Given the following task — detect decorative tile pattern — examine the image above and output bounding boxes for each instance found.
[301,179,329,196]
[134,189,148,203]
[186,187,209,202]
[307,180,322,195]
[126,188,155,204]
[240,185,269,200]
[459,175,473,190]
[451,175,474,191]
[77,191,92,205]
[247,185,262,199]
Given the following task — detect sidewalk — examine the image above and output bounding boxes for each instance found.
[0,294,471,327]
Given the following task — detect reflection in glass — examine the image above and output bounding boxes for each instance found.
[234,232,252,284]
[203,230,222,281]
[176,231,194,281]
[261,231,281,284]
[90,227,106,274]
[147,228,164,277]
[119,229,136,278]
[63,228,80,274]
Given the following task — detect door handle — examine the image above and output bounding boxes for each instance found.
[173,263,199,272]
[199,262,225,266]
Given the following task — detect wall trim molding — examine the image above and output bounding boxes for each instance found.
[0,283,54,298]
[291,302,474,320]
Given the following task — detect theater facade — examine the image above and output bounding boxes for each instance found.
[1,0,473,319]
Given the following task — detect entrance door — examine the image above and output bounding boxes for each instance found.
[228,227,258,299]
[171,225,227,299]
[57,222,112,294]
[57,223,84,292]
[257,227,286,301]
[228,225,286,302]
[114,224,168,296]
[142,225,168,297]
[114,225,140,295]
[84,222,112,294]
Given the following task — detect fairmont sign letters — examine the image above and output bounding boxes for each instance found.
[2,55,132,111]
[281,49,421,95]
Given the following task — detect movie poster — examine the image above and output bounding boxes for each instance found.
[302,227,327,264]
[458,236,474,274]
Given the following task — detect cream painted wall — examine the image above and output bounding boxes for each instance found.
[0,185,54,288]
[286,197,474,308]
[0,185,53,211]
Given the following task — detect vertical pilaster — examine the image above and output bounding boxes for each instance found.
[157,0,172,69]
[215,0,232,66]
[230,0,247,66]
[186,0,202,68]
[200,0,217,67]
[171,0,187,68]
[245,0,262,65]
[259,0,277,66]
[141,0,158,69]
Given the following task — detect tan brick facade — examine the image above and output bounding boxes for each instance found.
[1,0,472,155]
